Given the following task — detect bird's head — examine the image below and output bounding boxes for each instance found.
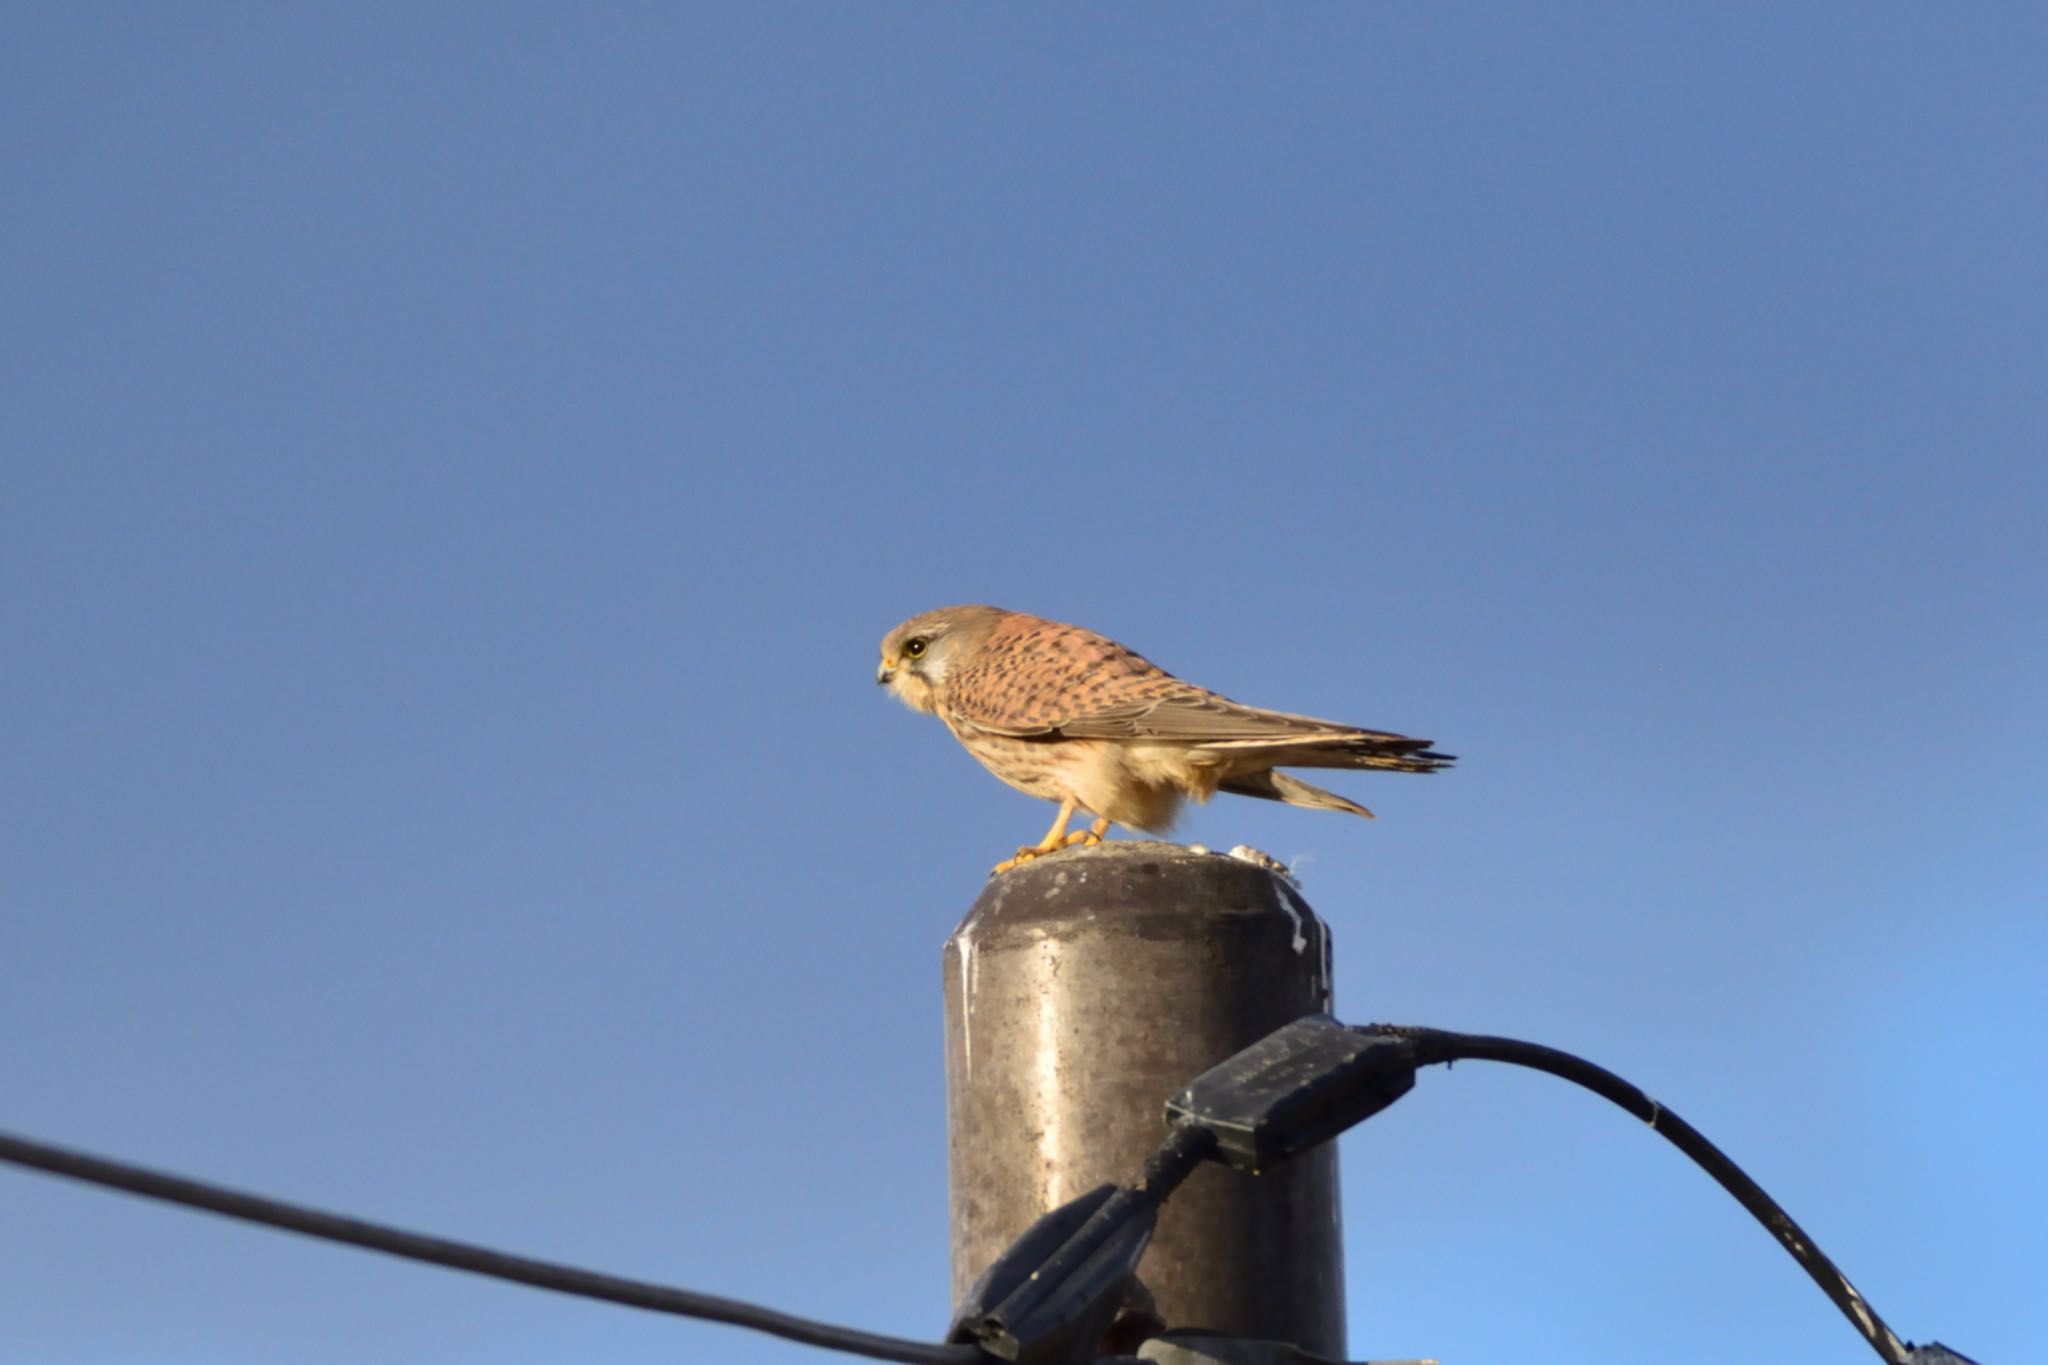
[876,604,1007,714]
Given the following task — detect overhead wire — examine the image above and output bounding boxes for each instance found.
[1,1019,1956,1365]
[0,1128,980,1365]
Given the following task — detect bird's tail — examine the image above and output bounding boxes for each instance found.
[1264,733,1455,775]
[1219,770,1379,818]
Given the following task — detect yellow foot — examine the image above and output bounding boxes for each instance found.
[992,825,1111,874]
[991,845,1048,875]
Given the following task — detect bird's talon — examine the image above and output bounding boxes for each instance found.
[992,845,1048,875]
[995,827,1107,872]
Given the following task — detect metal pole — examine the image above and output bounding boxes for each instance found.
[943,840,1345,1358]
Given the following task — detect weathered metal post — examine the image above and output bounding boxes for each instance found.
[943,840,1345,1357]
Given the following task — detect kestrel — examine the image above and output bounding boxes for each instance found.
[876,605,1453,873]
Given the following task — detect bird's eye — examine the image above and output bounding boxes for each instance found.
[903,637,929,659]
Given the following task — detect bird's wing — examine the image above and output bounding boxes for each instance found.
[1050,693,1366,744]
[942,621,1193,736]
[943,618,1449,764]
[958,688,1397,746]
[957,691,1452,774]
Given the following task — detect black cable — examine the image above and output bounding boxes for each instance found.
[0,1128,981,1365]
[1138,1121,1217,1202]
[1361,1025,1913,1365]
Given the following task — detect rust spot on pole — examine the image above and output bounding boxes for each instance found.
[944,841,1345,1357]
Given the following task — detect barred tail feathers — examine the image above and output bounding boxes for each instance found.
[1218,770,1377,818]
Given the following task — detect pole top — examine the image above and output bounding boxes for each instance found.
[962,840,1318,944]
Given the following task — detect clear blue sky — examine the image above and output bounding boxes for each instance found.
[3,7,2041,1364]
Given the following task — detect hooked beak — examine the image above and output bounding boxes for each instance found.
[876,657,897,685]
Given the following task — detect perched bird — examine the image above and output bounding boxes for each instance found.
[876,605,1453,872]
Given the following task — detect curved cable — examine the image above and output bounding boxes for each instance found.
[1364,1025,1912,1365]
[0,1128,980,1365]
